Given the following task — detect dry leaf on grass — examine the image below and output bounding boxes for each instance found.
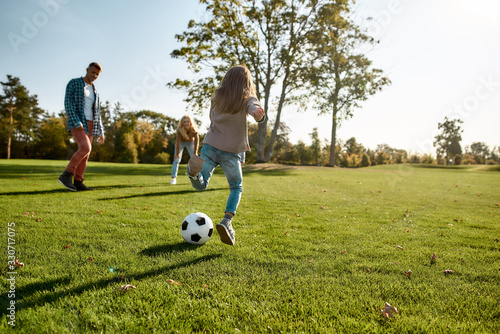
[118,284,137,292]
[430,253,437,264]
[403,269,412,278]
[381,302,398,319]
[14,258,24,267]
[169,279,182,285]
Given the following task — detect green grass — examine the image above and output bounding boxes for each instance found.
[1,159,499,333]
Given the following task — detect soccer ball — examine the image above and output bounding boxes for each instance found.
[181,212,213,245]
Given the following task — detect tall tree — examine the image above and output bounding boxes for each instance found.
[344,137,363,155]
[309,127,322,165]
[468,142,489,163]
[307,2,390,166]
[168,0,329,162]
[33,114,70,160]
[0,75,44,159]
[433,117,463,164]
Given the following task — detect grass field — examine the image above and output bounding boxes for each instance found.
[1,159,499,333]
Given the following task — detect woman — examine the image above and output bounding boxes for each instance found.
[170,115,199,185]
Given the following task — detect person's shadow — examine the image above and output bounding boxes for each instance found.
[0,246,220,317]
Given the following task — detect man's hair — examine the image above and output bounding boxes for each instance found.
[88,62,102,71]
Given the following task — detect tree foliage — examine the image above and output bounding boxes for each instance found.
[168,0,339,162]
[433,117,463,164]
[0,75,44,158]
[307,2,391,166]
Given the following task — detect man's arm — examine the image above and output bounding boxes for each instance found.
[64,79,83,130]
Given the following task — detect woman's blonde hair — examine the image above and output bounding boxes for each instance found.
[177,115,198,141]
[212,65,257,114]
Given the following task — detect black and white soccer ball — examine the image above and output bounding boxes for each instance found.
[181,212,213,245]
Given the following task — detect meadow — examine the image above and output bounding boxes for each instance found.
[0,159,499,333]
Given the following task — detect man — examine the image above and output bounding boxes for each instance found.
[58,62,105,191]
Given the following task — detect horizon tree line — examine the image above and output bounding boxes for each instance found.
[1,74,498,166]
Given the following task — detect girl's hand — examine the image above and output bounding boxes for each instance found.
[253,108,265,122]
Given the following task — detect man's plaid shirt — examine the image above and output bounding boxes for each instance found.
[64,77,104,137]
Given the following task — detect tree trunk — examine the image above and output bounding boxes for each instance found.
[327,111,337,167]
[256,68,272,163]
[7,103,14,159]
[256,115,267,163]
[264,71,289,162]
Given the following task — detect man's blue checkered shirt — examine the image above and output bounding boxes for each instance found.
[64,77,104,137]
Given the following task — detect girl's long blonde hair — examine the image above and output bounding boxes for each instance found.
[212,65,257,114]
[177,115,198,141]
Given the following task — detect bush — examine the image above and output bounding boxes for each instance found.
[349,153,361,167]
[421,154,434,164]
[360,152,371,167]
[339,152,350,167]
[154,152,170,164]
[409,155,420,163]
[376,151,390,165]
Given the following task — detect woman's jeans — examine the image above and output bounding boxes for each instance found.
[171,141,195,178]
[189,144,243,215]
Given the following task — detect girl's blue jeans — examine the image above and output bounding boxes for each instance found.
[171,141,195,178]
[189,144,244,215]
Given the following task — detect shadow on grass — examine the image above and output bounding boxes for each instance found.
[0,166,62,179]
[0,189,70,196]
[411,164,472,169]
[0,184,157,197]
[98,187,225,201]
[242,164,295,177]
[139,242,201,256]
[0,254,220,317]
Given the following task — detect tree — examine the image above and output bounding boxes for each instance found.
[468,142,489,164]
[344,137,363,155]
[0,75,44,159]
[295,140,312,164]
[490,146,499,164]
[307,2,390,167]
[168,0,331,162]
[375,150,390,165]
[309,127,322,165]
[33,114,70,160]
[433,117,463,165]
[360,152,371,167]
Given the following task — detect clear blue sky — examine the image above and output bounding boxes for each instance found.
[1,0,499,155]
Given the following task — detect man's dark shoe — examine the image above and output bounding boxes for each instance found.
[58,171,77,191]
[74,179,93,191]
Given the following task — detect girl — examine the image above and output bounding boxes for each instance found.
[170,115,199,185]
[187,65,265,245]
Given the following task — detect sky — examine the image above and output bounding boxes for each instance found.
[1,0,499,155]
